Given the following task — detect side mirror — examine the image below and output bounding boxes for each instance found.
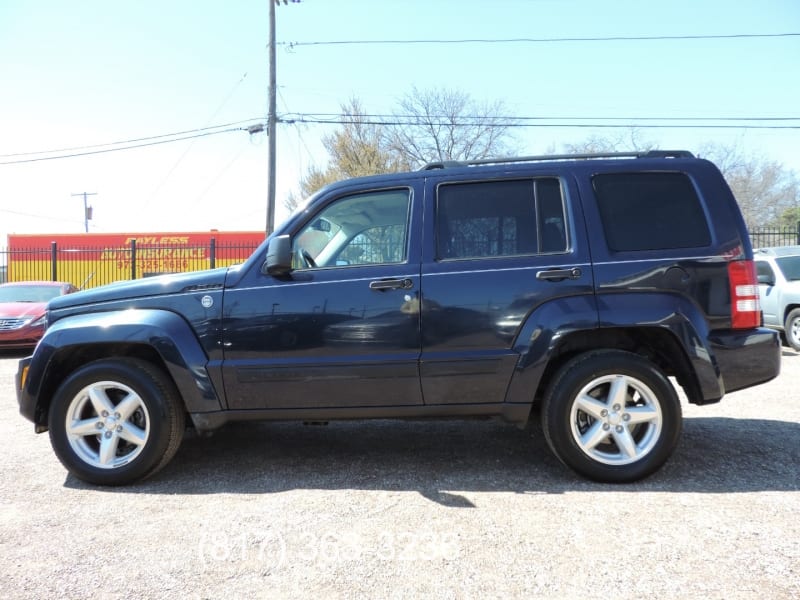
[311,218,331,233]
[757,273,775,286]
[263,235,293,276]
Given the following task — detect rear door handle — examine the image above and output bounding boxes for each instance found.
[369,278,414,291]
[536,267,582,281]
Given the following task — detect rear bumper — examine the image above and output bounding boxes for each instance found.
[710,327,781,396]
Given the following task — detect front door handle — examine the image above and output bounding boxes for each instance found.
[536,267,582,281]
[369,278,414,291]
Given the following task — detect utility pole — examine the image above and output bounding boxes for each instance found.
[266,0,277,235]
[266,0,300,236]
[71,192,97,233]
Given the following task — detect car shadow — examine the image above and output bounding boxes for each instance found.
[63,415,800,500]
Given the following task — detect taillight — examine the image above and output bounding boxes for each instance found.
[728,260,761,329]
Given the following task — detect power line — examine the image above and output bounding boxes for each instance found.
[5,111,798,168]
[0,127,254,165]
[282,32,800,49]
[0,207,83,224]
[290,120,800,130]
[281,112,800,122]
[146,74,253,206]
[0,119,263,159]
[278,89,313,156]
[194,142,251,204]
[279,115,800,130]
[5,110,798,167]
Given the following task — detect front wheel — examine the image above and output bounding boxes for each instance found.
[48,359,185,486]
[784,308,800,351]
[542,350,682,483]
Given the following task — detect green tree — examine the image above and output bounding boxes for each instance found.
[775,206,800,230]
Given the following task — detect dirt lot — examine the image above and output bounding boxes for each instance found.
[1,349,798,599]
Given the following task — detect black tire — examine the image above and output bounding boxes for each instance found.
[541,350,682,483]
[48,358,185,486]
[784,308,800,351]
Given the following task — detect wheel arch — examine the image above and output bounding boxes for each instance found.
[506,321,717,425]
[783,303,800,325]
[538,326,705,404]
[22,309,222,429]
[782,305,800,351]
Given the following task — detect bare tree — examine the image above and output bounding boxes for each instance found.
[560,134,799,231]
[560,128,655,154]
[697,143,799,229]
[285,98,407,208]
[288,89,518,209]
[282,190,305,214]
[386,87,518,167]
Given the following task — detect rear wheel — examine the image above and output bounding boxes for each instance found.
[542,350,682,483]
[784,308,800,351]
[48,358,185,486]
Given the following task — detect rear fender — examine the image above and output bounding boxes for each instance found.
[504,294,598,410]
[595,292,721,397]
[505,292,722,408]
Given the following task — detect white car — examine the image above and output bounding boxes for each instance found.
[755,246,800,350]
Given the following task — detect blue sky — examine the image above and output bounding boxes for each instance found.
[1,0,798,245]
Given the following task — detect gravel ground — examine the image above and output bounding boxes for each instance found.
[0,349,798,599]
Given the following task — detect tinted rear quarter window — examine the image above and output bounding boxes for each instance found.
[592,172,711,252]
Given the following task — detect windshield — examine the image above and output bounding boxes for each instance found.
[775,256,800,281]
[0,285,63,303]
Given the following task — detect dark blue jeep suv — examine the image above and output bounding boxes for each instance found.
[16,151,781,485]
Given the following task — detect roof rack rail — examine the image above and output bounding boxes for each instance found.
[420,149,695,170]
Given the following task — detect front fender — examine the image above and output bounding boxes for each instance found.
[19,309,221,425]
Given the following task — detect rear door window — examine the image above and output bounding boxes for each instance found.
[436,178,567,260]
[592,172,711,252]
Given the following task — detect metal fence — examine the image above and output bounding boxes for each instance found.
[2,224,800,288]
[0,239,260,288]
[749,224,800,249]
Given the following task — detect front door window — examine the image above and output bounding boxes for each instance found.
[293,189,411,269]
